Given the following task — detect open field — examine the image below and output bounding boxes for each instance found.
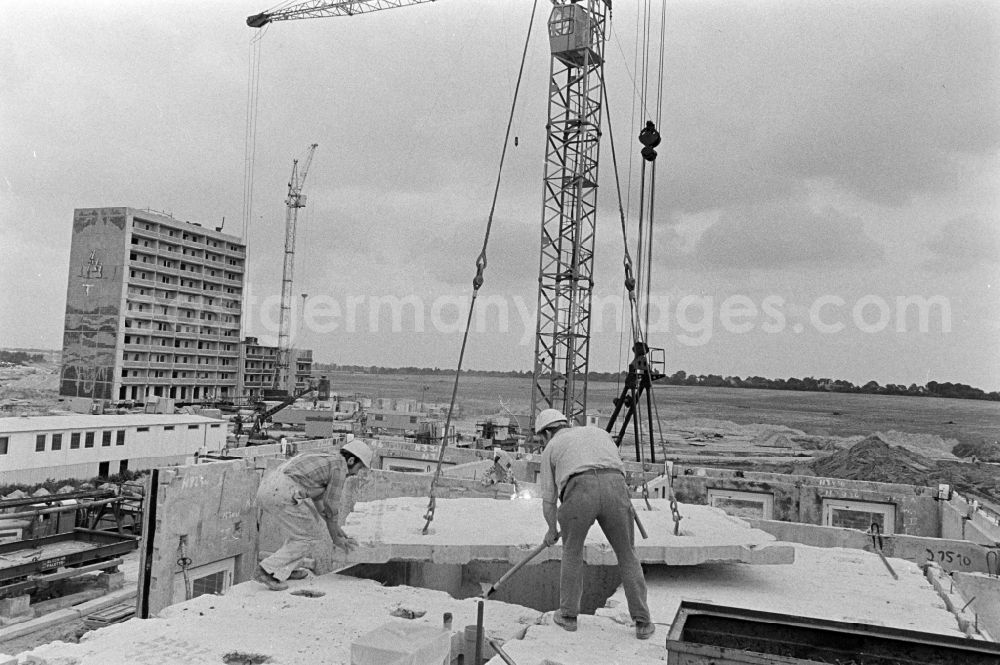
[2,364,995,451]
[320,372,1000,451]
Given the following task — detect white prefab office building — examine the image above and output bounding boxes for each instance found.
[0,414,227,484]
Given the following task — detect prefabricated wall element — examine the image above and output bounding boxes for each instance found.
[951,571,1000,641]
[941,493,1000,545]
[750,519,994,574]
[673,467,941,537]
[138,459,260,616]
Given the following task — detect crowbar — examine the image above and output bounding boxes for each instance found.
[482,539,551,598]
[869,523,898,580]
[632,507,649,539]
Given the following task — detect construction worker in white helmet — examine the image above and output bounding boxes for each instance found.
[254,439,374,591]
[535,408,654,640]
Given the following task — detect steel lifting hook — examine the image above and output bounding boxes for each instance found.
[869,522,884,550]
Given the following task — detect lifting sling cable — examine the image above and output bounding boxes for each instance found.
[241,27,267,355]
[604,19,682,533]
[645,0,671,455]
[642,5,683,532]
[421,0,540,535]
[602,86,653,513]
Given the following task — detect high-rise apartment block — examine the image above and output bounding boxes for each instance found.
[60,207,245,403]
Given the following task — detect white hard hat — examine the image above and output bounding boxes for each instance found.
[341,439,374,469]
[534,408,568,434]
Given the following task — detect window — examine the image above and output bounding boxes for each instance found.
[137,427,150,432]
[210,424,221,428]
[71,432,81,449]
[116,430,125,446]
[51,433,62,451]
[0,436,8,454]
[188,424,199,430]
[822,499,896,534]
[35,434,46,452]
[707,489,774,520]
[164,425,175,431]
[172,557,234,602]
[85,432,95,448]
[102,431,112,447]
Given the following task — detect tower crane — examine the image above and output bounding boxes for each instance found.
[274,143,318,394]
[247,1,612,426]
[247,0,437,27]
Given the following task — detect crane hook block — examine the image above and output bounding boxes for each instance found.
[638,121,661,148]
[639,121,661,162]
[247,12,271,28]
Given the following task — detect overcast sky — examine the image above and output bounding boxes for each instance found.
[2,0,998,390]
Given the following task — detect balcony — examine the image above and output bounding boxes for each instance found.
[131,225,159,241]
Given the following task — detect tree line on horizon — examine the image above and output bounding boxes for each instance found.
[0,350,45,365]
[313,363,999,402]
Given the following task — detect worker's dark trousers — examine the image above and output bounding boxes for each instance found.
[557,471,651,624]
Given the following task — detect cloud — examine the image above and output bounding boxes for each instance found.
[650,0,1000,213]
[666,199,884,270]
[923,214,1000,271]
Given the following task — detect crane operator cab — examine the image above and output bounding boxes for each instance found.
[549,2,604,68]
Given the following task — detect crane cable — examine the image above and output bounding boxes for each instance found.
[602,6,681,532]
[602,85,654,514]
[421,0,540,535]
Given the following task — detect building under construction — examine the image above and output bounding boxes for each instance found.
[7,1,998,663]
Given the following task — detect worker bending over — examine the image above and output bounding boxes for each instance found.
[254,439,374,591]
[536,409,654,640]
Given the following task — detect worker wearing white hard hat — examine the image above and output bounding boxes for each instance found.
[536,410,654,640]
[254,440,374,591]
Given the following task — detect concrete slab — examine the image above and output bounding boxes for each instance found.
[600,544,966,637]
[341,497,794,566]
[488,544,970,665]
[17,574,543,665]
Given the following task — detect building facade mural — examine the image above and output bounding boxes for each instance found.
[60,208,127,399]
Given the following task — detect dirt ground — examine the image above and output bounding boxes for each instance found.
[0,362,64,414]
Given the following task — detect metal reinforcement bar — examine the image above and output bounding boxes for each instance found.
[0,496,135,521]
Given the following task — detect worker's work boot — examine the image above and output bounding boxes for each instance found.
[635,621,655,640]
[287,568,309,580]
[552,612,578,632]
[254,565,289,591]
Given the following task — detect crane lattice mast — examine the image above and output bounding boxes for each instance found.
[275,144,318,392]
[530,0,610,427]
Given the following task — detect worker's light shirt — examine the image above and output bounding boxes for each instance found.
[281,453,344,515]
[538,426,625,504]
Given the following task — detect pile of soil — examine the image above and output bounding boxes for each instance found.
[810,434,935,484]
[808,434,1000,503]
[952,439,1000,463]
